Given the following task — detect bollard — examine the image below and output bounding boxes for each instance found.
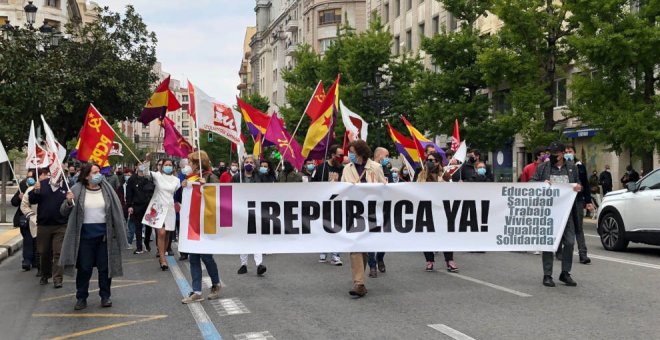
[1,163,6,223]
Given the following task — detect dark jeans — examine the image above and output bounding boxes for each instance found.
[19,227,36,267]
[37,225,66,283]
[423,252,453,262]
[367,252,385,269]
[557,201,588,258]
[126,219,136,245]
[189,253,220,293]
[543,212,576,276]
[76,236,111,300]
[135,223,153,251]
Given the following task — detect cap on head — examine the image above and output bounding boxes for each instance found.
[548,141,565,153]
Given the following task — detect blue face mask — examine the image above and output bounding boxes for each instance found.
[124,175,131,182]
[381,157,390,166]
[27,178,36,186]
[91,173,103,185]
[564,153,574,161]
[259,167,268,174]
[162,165,174,174]
[477,168,487,176]
[306,164,315,172]
[348,152,357,164]
[138,165,146,172]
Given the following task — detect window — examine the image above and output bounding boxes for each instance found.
[307,17,310,32]
[395,0,401,17]
[319,9,341,25]
[418,23,425,42]
[448,14,458,32]
[0,16,8,25]
[181,103,189,112]
[638,170,660,190]
[405,29,412,51]
[384,3,389,22]
[493,90,511,114]
[394,35,400,55]
[182,130,189,137]
[182,121,189,129]
[45,0,59,8]
[554,78,567,107]
[142,132,149,138]
[273,69,278,82]
[407,0,412,11]
[319,38,335,53]
[432,16,439,34]
[182,95,189,102]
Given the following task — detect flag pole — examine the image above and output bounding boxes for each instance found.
[39,116,73,202]
[91,104,142,164]
[194,111,203,174]
[6,160,21,194]
[284,80,323,165]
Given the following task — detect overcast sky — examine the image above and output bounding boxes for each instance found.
[95,0,255,103]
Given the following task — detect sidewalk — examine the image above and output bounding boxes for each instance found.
[0,224,22,264]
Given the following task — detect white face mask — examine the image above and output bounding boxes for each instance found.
[182,165,193,176]
[230,165,238,173]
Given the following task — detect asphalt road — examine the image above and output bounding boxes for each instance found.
[1,219,659,340]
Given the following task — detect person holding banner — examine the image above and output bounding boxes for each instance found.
[532,141,587,287]
[418,152,459,273]
[29,171,69,288]
[59,163,129,310]
[12,170,36,272]
[142,158,181,271]
[278,161,303,183]
[233,155,267,276]
[341,140,386,298]
[180,151,223,304]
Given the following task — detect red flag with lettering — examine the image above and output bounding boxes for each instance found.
[77,105,115,167]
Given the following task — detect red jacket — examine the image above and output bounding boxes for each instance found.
[520,162,538,182]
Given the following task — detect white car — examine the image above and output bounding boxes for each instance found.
[597,168,660,251]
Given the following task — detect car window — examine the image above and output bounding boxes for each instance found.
[638,170,660,191]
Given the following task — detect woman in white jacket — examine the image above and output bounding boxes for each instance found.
[141,158,181,270]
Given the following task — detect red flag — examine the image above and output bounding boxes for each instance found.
[342,130,349,157]
[305,80,326,121]
[77,105,115,167]
[451,119,461,152]
[264,112,305,170]
[162,116,193,158]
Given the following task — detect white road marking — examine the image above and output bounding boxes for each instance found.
[573,252,660,270]
[585,233,600,238]
[443,272,532,297]
[211,298,250,316]
[428,324,476,340]
[233,331,276,340]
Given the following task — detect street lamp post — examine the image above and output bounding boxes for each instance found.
[24,1,38,30]
[1,20,14,40]
[362,69,395,147]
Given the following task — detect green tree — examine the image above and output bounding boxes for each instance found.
[479,0,578,147]
[566,0,660,169]
[0,5,157,149]
[416,0,517,150]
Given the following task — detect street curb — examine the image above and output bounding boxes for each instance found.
[0,236,23,263]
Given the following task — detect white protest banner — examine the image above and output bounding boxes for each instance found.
[179,182,577,254]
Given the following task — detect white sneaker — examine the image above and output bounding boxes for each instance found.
[319,254,327,263]
[330,256,343,266]
[181,292,204,304]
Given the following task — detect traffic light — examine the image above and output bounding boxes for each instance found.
[208,132,213,143]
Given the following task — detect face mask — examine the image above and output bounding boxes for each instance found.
[564,153,574,161]
[259,167,268,174]
[381,157,390,166]
[392,172,398,178]
[162,165,174,174]
[334,155,343,164]
[124,175,131,181]
[348,152,357,164]
[91,173,103,185]
[244,164,254,172]
[477,168,487,176]
[230,165,238,173]
[182,166,192,176]
[138,165,146,172]
[306,164,316,172]
[541,154,549,162]
[27,178,36,186]
[549,154,559,165]
[468,156,476,163]
[218,166,226,174]
[426,160,436,170]
[402,170,409,176]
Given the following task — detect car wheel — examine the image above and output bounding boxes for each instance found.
[599,212,629,251]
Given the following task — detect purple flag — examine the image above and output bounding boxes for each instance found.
[264,115,305,170]
[162,117,193,158]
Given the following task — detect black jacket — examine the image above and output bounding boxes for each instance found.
[125,175,155,222]
[28,179,69,226]
[573,161,592,204]
[10,180,29,227]
[599,170,613,191]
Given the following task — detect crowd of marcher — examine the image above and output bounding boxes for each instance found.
[10,139,642,307]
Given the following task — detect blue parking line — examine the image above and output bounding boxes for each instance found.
[167,256,223,340]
